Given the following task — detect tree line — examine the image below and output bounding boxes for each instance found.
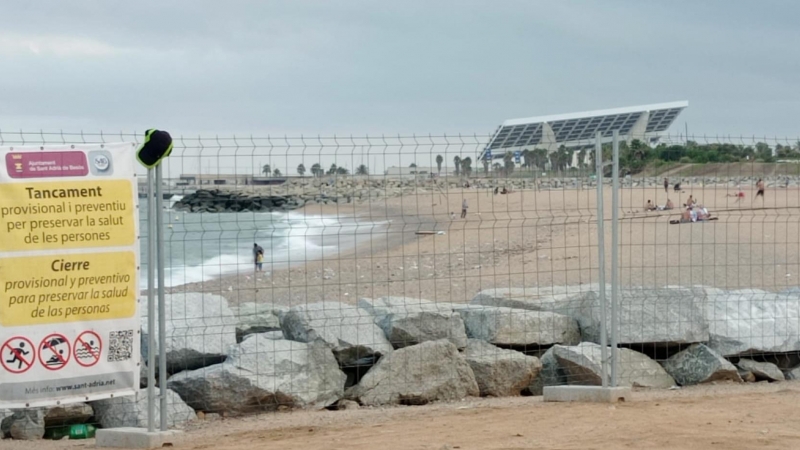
[261,140,799,178]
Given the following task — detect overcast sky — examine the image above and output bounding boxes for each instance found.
[1,1,798,174]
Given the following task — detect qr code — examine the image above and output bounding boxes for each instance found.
[108,330,133,362]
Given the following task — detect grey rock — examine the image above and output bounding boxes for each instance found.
[451,304,579,347]
[44,403,93,426]
[233,302,282,342]
[463,339,541,397]
[785,367,800,380]
[552,342,675,388]
[527,347,566,395]
[706,290,800,356]
[168,337,345,414]
[241,330,284,342]
[335,399,360,410]
[737,359,785,382]
[473,286,708,346]
[739,369,756,382]
[141,292,238,373]
[280,302,393,366]
[347,340,479,406]
[92,389,196,429]
[358,297,467,349]
[661,344,741,386]
[1,409,44,440]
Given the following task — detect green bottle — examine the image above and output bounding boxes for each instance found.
[68,424,96,439]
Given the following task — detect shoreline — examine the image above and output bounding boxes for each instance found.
[156,184,799,308]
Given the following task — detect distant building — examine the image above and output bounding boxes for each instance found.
[479,101,689,165]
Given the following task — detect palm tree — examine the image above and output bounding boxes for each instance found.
[311,163,322,177]
[409,162,417,168]
[492,162,502,172]
[356,164,369,176]
[462,157,473,176]
[261,164,271,176]
[273,168,282,177]
[336,167,349,175]
[328,163,338,175]
[503,152,514,175]
[435,155,443,174]
[453,156,462,176]
[483,158,489,175]
[297,163,306,176]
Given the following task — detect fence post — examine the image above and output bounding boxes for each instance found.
[156,164,168,431]
[146,168,156,432]
[610,130,620,387]
[595,131,608,387]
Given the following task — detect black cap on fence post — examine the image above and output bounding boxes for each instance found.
[136,129,173,168]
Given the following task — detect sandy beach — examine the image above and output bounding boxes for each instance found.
[166,181,800,308]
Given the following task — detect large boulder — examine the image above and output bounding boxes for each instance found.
[141,292,238,373]
[552,342,675,388]
[785,366,800,380]
[737,359,785,382]
[706,290,800,356]
[44,403,93,426]
[473,286,708,346]
[347,340,479,406]
[527,347,567,395]
[168,336,345,414]
[451,304,580,347]
[1,409,44,440]
[358,297,467,349]
[232,302,282,342]
[462,339,541,396]
[471,286,593,312]
[91,389,196,429]
[661,344,741,386]
[279,302,393,366]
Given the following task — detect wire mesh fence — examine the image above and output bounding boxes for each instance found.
[1,129,800,439]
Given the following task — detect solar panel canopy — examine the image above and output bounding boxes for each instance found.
[481,101,687,160]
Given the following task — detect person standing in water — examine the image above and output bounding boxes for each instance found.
[461,198,468,219]
[253,243,264,270]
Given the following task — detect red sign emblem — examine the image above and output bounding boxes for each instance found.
[74,331,102,367]
[1,336,34,374]
[39,333,70,370]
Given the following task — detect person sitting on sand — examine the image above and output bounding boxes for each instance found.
[645,200,657,211]
[696,205,710,221]
[501,187,508,195]
[674,181,682,192]
[656,199,675,211]
[684,195,695,208]
[680,207,693,223]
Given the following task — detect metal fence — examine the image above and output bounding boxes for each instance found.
[1,129,800,440]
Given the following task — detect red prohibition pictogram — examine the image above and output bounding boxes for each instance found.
[1,336,35,374]
[39,333,70,371]
[74,331,102,367]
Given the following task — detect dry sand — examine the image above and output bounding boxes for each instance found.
[22,381,800,450]
[168,181,800,308]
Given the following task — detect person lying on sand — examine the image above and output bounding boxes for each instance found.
[645,200,657,211]
[670,205,717,224]
[656,199,674,211]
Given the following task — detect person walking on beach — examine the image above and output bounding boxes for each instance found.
[754,179,765,205]
[663,178,669,193]
[461,198,468,219]
[253,243,263,270]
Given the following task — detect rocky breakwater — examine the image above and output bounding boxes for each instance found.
[173,189,309,213]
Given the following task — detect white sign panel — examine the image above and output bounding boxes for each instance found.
[0,143,140,407]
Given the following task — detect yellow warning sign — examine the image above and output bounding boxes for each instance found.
[0,180,135,252]
[0,251,137,327]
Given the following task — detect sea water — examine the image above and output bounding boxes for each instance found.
[138,198,385,289]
